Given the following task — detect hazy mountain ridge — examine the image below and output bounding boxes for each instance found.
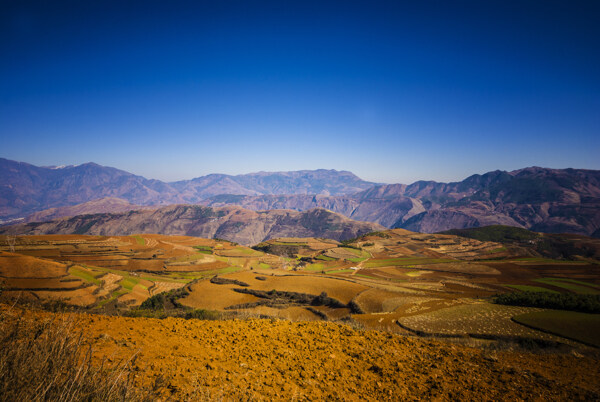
[0,205,384,245]
[203,168,600,236]
[2,158,598,236]
[0,159,377,221]
[23,197,152,224]
[398,168,600,235]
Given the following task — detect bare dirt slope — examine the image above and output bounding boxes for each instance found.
[3,305,599,401]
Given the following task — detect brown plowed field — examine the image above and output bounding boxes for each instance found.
[2,305,598,400]
[180,281,261,310]
[230,272,368,304]
[0,251,68,278]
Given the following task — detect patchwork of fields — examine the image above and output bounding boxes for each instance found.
[1,229,599,350]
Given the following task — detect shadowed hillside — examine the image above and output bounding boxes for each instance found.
[0,206,384,245]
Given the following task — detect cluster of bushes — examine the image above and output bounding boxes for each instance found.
[341,231,390,247]
[338,238,362,249]
[139,287,190,310]
[210,276,249,287]
[212,237,237,245]
[494,291,600,314]
[232,288,346,309]
[251,243,300,258]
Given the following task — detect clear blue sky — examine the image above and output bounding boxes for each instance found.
[1,0,599,184]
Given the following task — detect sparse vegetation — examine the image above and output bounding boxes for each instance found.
[210,276,249,287]
[139,287,191,310]
[132,235,146,245]
[193,245,213,254]
[0,311,143,401]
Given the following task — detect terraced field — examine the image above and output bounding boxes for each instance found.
[2,229,600,350]
[0,234,273,308]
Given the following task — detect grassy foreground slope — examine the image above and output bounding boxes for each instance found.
[2,304,599,401]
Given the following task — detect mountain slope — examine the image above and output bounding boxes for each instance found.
[202,168,600,236]
[23,197,150,223]
[1,205,384,245]
[397,168,600,235]
[0,158,182,221]
[440,225,600,260]
[170,169,378,202]
[2,158,598,236]
[0,159,377,221]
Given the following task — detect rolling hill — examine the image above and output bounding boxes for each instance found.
[0,205,384,245]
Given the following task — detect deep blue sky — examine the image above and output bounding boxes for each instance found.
[1,0,599,184]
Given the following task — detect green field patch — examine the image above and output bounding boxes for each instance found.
[119,277,140,291]
[513,310,600,347]
[170,253,210,263]
[487,247,507,253]
[167,266,243,280]
[69,266,102,285]
[231,247,263,256]
[131,235,146,246]
[355,273,378,280]
[504,285,560,294]
[80,263,190,285]
[534,278,600,295]
[97,288,128,307]
[193,245,213,254]
[304,263,326,272]
[552,278,600,289]
[315,255,336,261]
[511,257,588,264]
[343,247,370,263]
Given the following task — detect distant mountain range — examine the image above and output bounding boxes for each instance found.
[201,167,600,236]
[1,158,599,237]
[0,158,376,222]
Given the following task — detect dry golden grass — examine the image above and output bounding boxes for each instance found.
[32,287,100,307]
[0,252,68,278]
[179,280,260,310]
[240,274,368,304]
[353,288,419,313]
[0,306,143,402]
